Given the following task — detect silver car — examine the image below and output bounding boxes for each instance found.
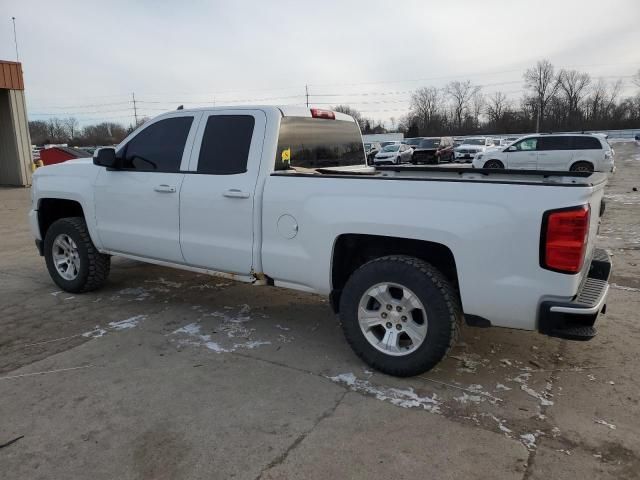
[373,144,413,165]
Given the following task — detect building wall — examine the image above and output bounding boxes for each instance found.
[0,89,32,186]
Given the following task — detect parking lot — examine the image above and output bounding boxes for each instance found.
[1,141,639,479]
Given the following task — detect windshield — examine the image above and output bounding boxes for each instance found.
[275,117,365,171]
[419,139,440,148]
[462,138,485,145]
[382,145,400,152]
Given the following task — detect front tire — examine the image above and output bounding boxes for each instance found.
[44,217,111,293]
[483,159,504,169]
[339,255,462,377]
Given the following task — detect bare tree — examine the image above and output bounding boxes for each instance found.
[445,80,479,131]
[332,104,364,128]
[471,90,485,129]
[523,59,560,132]
[604,79,623,117]
[633,69,640,89]
[557,69,591,125]
[64,117,79,139]
[486,91,509,125]
[410,87,443,132]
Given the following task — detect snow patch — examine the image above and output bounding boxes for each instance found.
[455,392,484,404]
[82,327,107,338]
[328,372,441,413]
[594,419,616,430]
[119,287,151,300]
[520,433,537,450]
[145,277,182,288]
[171,315,271,353]
[611,283,640,292]
[108,315,146,330]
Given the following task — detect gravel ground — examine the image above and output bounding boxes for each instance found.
[1,142,639,479]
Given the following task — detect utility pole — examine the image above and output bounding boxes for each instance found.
[132,92,138,125]
[305,84,309,108]
[536,103,541,133]
[11,17,19,61]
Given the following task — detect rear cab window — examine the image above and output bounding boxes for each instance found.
[275,117,365,173]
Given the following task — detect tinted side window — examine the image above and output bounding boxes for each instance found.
[122,117,193,171]
[275,117,365,171]
[538,136,570,151]
[197,115,255,175]
[572,136,601,150]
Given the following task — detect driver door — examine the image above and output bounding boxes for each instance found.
[505,137,538,169]
[94,112,201,263]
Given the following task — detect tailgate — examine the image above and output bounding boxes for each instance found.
[583,180,606,278]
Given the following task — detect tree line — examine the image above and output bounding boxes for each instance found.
[28,117,148,147]
[28,60,640,146]
[396,60,640,137]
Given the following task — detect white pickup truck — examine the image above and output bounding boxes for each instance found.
[29,106,612,377]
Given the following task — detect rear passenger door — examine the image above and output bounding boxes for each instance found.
[537,136,572,170]
[179,110,266,275]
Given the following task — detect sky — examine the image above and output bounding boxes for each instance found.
[1,0,639,127]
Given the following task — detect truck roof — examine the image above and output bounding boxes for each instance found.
[154,105,357,122]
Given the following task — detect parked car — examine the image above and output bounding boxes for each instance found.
[403,137,424,150]
[364,142,381,165]
[373,143,413,165]
[411,137,454,164]
[472,134,615,172]
[453,137,495,162]
[29,106,612,377]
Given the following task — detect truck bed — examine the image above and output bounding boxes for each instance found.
[278,165,608,187]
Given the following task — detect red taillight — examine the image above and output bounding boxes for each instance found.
[310,108,335,120]
[541,205,590,274]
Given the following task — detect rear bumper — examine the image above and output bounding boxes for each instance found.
[538,248,612,340]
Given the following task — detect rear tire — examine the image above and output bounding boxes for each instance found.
[484,160,504,169]
[570,161,594,172]
[44,217,110,293]
[339,255,462,377]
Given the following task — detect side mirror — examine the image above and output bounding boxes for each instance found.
[93,147,118,168]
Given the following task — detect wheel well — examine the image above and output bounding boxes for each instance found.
[570,160,593,170]
[330,234,459,312]
[38,199,85,240]
[485,159,504,167]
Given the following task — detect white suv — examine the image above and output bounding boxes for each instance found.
[453,137,495,162]
[472,134,614,172]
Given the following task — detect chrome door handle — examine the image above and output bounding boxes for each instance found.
[154,184,176,193]
[223,189,250,199]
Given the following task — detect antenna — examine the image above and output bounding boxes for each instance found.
[11,17,19,61]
